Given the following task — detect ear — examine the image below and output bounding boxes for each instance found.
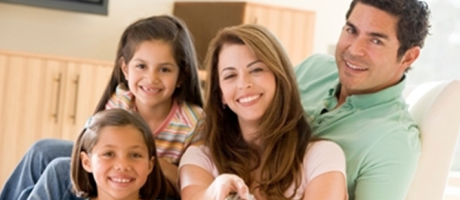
[148,156,155,173]
[120,57,129,80]
[80,152,93,173]
[400,46,420,71]
[176,70,183,88]
[221,94,226,105]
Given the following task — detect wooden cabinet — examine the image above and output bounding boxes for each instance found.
[0,50,112,187]
[173,1,315,67]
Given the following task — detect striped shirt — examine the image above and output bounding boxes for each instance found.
[106,84,204,165]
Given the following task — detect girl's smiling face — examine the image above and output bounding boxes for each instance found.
[80,125,154,200]
[122,39,180,110]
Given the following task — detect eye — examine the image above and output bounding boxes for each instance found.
[159,67,171,73]
[250,67,263,73]
[345,26,356,35]
[371,38,383,45]
[223,73,236,80]
[131,152,144,158]
[136,64,146,69]
[102,151,114,157]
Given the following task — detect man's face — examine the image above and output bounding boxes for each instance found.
[335,2,419,97]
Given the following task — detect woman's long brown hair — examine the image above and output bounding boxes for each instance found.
[202,24,312,199]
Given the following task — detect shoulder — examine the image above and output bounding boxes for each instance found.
[175,101,204,128]
[105,84,135,111]
[179,145,218,177]
[295,54,339,101]
[180,145,209,161]
[303,140,346,183]
[305,140,345,163]
[295,54,337,81]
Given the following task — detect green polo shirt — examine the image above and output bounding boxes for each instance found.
[295,54,420,200]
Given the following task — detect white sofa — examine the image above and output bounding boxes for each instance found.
[404,80,460,200]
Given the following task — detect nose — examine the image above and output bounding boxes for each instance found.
[114,157,132,171]
[238,73,253,90]
[146,70,160,84]
[348,37,366,57]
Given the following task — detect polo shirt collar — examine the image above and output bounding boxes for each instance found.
[328,76,406,110]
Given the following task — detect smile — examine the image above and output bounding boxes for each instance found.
[109,177,135,184]
[346,61,368,71]
[140,86,161,94]
[237,94,262,104]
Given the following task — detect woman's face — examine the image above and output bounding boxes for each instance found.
[217,43,276,131]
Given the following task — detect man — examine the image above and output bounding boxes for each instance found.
[295,0,430,199]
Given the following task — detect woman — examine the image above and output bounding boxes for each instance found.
[178,24,348,200]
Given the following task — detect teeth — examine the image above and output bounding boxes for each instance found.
[112,178,131,183]
[239,95,260,103]
[346,62,367,71]
[143,87,160,92]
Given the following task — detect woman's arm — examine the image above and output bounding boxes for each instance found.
[180,165,250,200]
[302,141,348,200]
[302,171,347,200]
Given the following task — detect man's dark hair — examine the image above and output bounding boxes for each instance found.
[346,0,431,59]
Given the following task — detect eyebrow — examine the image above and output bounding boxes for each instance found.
[346,21,389,40]
[247,60,262,68]
[221,60,262,73]
[102,144,145,149]
[132,58,177,67]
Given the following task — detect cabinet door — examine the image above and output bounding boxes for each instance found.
[244,4,315,66]
[0,55,65,187]
[173,2,246,66]
[0,54,7,187]
[244,4,294,59]
[60,62,112,141]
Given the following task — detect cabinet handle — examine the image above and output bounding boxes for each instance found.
[53,73,62,123]
[70,75,80,125]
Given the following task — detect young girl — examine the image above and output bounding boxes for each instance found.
[179,24,348,200]
[71,109,169,200]
[0,15,203,200]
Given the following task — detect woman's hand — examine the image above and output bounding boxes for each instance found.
[180,164,252,200]
[206,174,251,200]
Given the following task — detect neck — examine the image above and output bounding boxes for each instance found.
[91,191,140,200]
[336,86,348,109]
[336,75,404,109]
[91,197,140,200]
[239,119,260,145]
[135,98,173,131]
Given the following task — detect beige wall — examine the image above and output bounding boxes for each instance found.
[0,0,350,62]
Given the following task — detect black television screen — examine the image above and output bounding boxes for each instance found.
[0,0,109,15]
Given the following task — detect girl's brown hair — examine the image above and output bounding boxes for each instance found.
[70,109,169,199]
[202,24,312,199]
[94,15,203,113]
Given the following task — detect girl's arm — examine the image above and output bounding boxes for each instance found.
[180,165,250,200]
[302,171,347,200]
[158,157,178,186]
